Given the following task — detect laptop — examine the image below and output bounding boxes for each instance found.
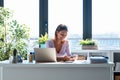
[34,48,57,62]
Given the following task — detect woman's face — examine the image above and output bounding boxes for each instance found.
[57,30,67,40]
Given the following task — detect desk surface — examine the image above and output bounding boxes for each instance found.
[0,60,114,68]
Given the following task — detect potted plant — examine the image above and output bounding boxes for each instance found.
[80,39,98,50]
[35,32,48,48]
[9,20,30,60]
[0,7,30,61]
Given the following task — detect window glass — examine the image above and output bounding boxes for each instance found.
[92,0,120,49]
[4,0,39,51]
[48,0,83,51]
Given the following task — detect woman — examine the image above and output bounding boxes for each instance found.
[46,24,74,61]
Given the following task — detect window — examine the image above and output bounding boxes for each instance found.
[48,0,83,52]
[4,0,39,51]
[92,0,120,49]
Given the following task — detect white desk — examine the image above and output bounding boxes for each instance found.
[0,60,114,80]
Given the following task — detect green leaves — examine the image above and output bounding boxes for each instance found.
[0,7,13,26]
[0,7,30,61]
[9,20,30,41]
[39,32,48,44]
[8,20,30,59]
[80,39,97,46]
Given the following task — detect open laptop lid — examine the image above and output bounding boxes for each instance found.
[34,48,57,62]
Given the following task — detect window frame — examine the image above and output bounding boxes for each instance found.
[2,0,92,39]
[41,0,92,40]
[83,0,92,40]
[39,0,48,36]
[0,0,4,7]
[3,0,92,39]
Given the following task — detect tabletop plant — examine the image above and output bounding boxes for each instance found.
[39,32,48,44]
[34,32,48,48]
[0,7,30,61]
[80,39,97,46]
[80,39,98,50]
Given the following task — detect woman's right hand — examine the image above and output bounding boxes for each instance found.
[57,56,70,62]
[63,56,76,61]
[63,56,71,61]
[57,56,75,62]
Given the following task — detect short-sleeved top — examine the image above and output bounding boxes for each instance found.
[46,39,71,57]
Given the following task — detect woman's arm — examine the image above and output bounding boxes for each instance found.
[65,41,72,56]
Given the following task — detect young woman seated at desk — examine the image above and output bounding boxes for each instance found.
[46,24,75,62]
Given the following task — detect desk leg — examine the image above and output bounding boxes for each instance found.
[0,67,3,80]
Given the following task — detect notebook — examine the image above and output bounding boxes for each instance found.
[34,48,57,62]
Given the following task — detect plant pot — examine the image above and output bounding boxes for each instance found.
[40,44,46,48]
[82,45,98,50]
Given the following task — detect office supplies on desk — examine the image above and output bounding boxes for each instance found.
[90,56,108,63]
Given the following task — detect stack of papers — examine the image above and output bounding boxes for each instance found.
[90,56,108,63]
